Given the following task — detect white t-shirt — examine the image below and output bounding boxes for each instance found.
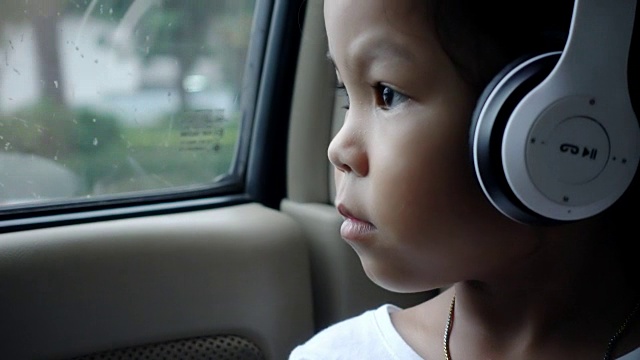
[289,304,640,360]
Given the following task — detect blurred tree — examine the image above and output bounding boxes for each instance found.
[99,0,254,111]
[67,0,255,111]
[210,0,256,96]
[136,1,212,111]
[0,0,67,106]
[2,0,255,113]
[27,0,67,106]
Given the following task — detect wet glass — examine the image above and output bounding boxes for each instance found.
[0,0,256,205]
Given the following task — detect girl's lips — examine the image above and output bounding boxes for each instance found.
[337,204,376,241]
[340,218,377,241]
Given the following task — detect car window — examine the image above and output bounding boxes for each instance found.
[0,0,258,207]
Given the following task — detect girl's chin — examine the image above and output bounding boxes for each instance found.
[357,255,443,294]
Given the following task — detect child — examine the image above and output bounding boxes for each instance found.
[290,0,640,359]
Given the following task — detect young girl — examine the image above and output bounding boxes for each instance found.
[290,0,640,359]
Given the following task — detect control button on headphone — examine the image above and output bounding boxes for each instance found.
[527,114,610,204]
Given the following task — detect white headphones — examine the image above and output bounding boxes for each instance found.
[470,0,640,224]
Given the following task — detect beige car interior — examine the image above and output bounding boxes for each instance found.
[0,1,434,359]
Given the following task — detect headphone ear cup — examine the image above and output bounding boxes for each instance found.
[469,52,561,224]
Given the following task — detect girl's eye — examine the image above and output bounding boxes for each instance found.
[336,83,350,110]
[375,84,408,109]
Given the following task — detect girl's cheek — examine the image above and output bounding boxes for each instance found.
[333,170,345,189]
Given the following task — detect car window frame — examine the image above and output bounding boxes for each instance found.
[0,0,306,234]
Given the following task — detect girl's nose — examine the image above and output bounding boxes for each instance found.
[327,119,369,177]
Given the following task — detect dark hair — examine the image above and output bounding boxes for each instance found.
[432,0,574,95]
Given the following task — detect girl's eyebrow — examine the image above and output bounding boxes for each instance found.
[359,40,415,65]
[327,39,415,73]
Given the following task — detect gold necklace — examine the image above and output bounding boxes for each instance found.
[443,295,456,360]
[443,295,640,360]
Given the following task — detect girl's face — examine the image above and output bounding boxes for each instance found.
[325,0,537,292]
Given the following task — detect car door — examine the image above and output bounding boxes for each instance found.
[0,1,432,359]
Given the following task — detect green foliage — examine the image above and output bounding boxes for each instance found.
[1,99,241,200]
[2,100,124,156]
[88,116,240,194]
[1,99,76,157]
[70,107,122,152]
